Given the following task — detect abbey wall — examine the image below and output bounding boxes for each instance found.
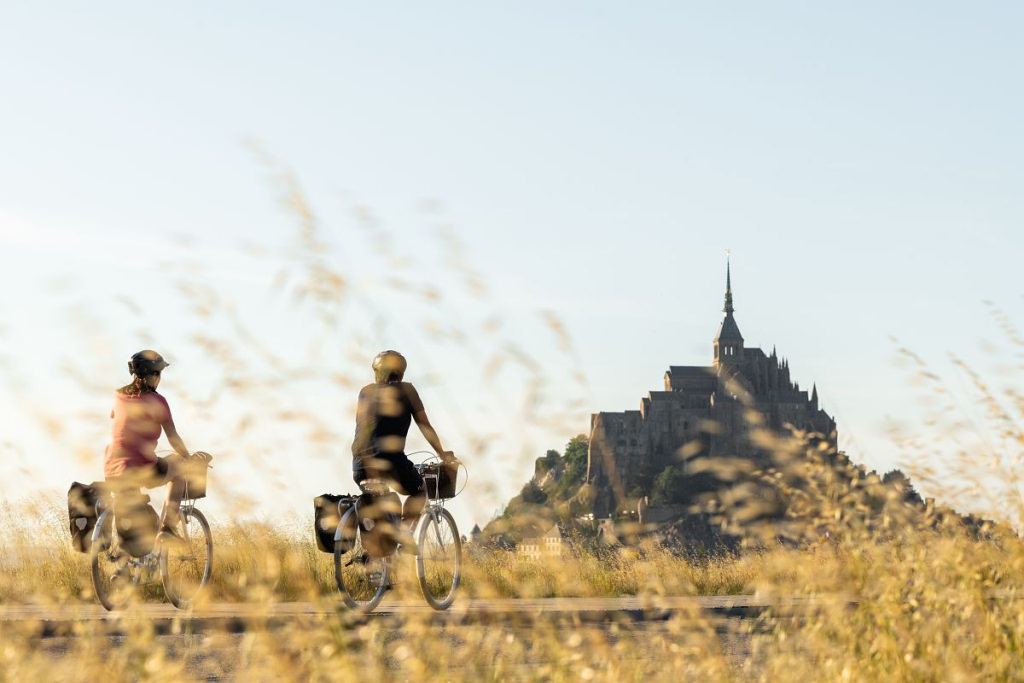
[586,263,837,517]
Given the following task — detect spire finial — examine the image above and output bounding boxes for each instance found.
[723,250,734,314]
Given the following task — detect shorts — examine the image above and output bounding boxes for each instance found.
[353,452,424,497]
[108,458,169,489]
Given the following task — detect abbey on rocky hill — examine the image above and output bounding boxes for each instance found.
[586,259,837,517]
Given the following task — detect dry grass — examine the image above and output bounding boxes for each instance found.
[3,488,1024,680]
[0,504,758,605]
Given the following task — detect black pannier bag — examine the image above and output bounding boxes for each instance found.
[421,459,459,499]
[356,491,402,559]
[314,493,356,553]
[116,491,160,558]
[68,481,102,553]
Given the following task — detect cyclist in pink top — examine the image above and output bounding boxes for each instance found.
[103,350,193,541]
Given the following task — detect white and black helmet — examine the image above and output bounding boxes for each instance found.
[128,350,169,377]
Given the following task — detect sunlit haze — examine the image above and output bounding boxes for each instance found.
[1,3,1022,530]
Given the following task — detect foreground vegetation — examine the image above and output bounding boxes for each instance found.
[0,497,757,605]
[4,351,1022,679]
[2,489,1024,680]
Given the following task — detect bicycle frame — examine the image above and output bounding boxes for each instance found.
[91,489,212,610]
[92,494,171,576]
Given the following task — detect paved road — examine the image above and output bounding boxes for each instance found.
[5,596,842,677]
[0,594,844,636]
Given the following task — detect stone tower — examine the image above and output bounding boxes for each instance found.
[713,257,744,367]
[585,260,837,517]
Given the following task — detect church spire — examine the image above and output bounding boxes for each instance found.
[713,251,744,366]
[723,253,734,314]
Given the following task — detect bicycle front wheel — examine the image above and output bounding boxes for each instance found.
[416,507,461,610]
[160,507,213,609]
[334,507,389,612]
[91,509,137,611]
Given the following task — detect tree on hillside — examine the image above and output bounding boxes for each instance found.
[882,469,923,505]
[652,466,687,505]
[536,449,561,474]
[520,480,547,504]
[548,435,588,500]
[562,435,588,483]
[486,436,591,542]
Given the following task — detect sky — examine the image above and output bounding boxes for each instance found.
[1,2,1022,529]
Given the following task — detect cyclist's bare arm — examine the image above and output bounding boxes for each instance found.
[351,385,376,458]
[407,384,454,460]
[162,417,191,459]
[414,412,448,456]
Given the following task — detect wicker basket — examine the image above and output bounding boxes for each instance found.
[420,460,459,499]
[182,452,213,499]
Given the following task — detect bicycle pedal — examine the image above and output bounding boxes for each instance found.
[344,552,369,567]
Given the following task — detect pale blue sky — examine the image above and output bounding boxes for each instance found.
[1,3,1022,526]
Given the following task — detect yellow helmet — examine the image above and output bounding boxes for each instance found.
[372,350,407,384]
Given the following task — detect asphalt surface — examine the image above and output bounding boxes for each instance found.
[2,596,845,678]
[0,594,840,637]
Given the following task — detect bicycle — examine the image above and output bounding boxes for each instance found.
[90,453,214,611]
[333,454,464,612]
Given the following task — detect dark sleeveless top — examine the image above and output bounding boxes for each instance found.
[373,390,413,443]
[369,382,424,455]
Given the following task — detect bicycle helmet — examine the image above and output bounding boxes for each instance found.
[128,350,169,377]
[372,350,407,384]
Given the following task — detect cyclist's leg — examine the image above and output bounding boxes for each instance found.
[352,457,368,487]
[390,455,426,524]
[105,465,149,506]
[151,456,185,529]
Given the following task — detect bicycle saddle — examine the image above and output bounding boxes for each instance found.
[359,478,390,496]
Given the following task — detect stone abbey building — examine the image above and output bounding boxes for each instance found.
[586,262,837,517]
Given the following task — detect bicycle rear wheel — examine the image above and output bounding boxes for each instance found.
[91,509,138,611]
[416,507,461,610]
[334,507,389,612]
[160,507,213,609]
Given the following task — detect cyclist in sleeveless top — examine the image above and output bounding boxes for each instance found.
[103,350,194,542]
[351,350,454,525]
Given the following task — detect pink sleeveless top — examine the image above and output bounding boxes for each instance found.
[103,391,171,478]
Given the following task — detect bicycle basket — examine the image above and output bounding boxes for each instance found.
[182,452,213,499]
[420,460,459,499]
